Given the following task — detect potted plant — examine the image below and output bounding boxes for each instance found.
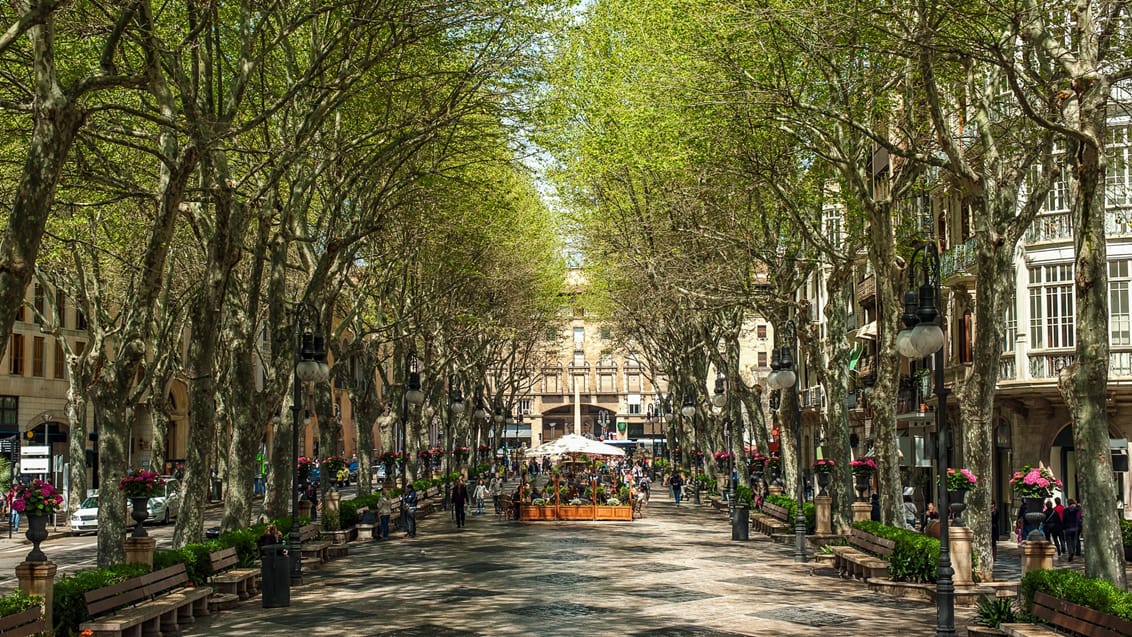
[1010,464,1061,540]
[812,458,835,496]
[849,457,877,500]
[296,456,316,484]
[943,468,978,526]
[119,469,165,539]
[11,479,64,562]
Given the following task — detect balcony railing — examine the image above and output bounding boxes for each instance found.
[941,237,977,280]
[1025,212,1073,243]
[999,357,1017,381]
[856,275,876,305]
[801,386,825,409]
[1028,352,1075,379]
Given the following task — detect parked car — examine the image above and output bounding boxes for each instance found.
[70,496,99,534]
[348,460,359,483]
[126,477,182,524]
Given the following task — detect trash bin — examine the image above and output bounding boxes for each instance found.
[261,544,291,608]
[211,478,223,502]
[732,504,749,541]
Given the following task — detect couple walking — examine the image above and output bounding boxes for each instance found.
[452,478,489,528]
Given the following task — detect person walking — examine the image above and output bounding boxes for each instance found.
[402,483,419,538]
[991,501,999,560]
[452,478,469,528]
[473,478,488,515]
[1062,498,1082,561]
[377,488,393,540]
[669,471,684,506]
[6,486,19,532]
[1043,499,1064,557]
[489,474,503,514]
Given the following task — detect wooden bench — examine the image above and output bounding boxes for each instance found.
[829,528,894,581]
[751,502,790,536]
[80,563,212,637]
[208,546,259,603]
[299,524,330,564]
[0,607,47,637]
[998,591,1132,637]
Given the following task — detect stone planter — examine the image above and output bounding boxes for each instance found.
[24,514,49,563]
[948,489,969,527]
[324,529,350,545]
[594,505,632,520]
[816,471,831,497]
[965,626,1006,636]
[1023,497,1046,541]
[129,496,150,538]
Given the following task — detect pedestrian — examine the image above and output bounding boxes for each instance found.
[7,486,19,532]
[257,524,283,548]
[1062,498,1082,561]
[308,481,319,521]
[669,471,684,506]
[452,478,469,528]
[902,488,918,531]
[1043,499,1064,557]
[473,479,488,515]
[870,493,881,522]
[377,487,393,540]
[489,474,503,514]
[511,485,521,520]
[922,502,939,531]
[402,483,418,538]
[991,501,999,560]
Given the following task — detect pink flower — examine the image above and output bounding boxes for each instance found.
[12,499,25,512]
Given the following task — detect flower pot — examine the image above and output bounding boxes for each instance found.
[130,496,150,538]
[1023,497,1047,542]
[24,514,49,563]
[816,471,831,497]
[947,489,968,527]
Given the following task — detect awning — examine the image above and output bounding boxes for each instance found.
[856,321,877,340]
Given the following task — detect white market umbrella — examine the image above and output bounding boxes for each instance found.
[525,433,626,458]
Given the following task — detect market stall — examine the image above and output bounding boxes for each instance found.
[520,434,634,521]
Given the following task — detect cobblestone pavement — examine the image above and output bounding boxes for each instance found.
[183,489,976,637]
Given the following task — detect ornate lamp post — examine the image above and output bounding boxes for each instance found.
[681,388,699,503]
[402,352,425,497]
[767,320,805,563]
[289,304,329,588]
[711,375,732,517]
[445,376,464,512]
[896,242,953,637]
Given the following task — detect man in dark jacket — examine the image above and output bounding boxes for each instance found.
[452,478,470,528]
[402,484,419,538]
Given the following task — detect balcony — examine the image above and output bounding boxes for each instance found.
[941,237,977,285]
[999,356,1016,381]
[1028,351,1075,379]
[800,386,825,409]
[1025,213,1072,244]
[856,275,876,306]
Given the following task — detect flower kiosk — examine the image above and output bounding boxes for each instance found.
[520,434,634,522]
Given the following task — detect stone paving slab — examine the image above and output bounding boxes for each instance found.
[181,486,975,636]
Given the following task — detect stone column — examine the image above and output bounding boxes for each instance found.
[17,561,56,636]
[324,490,341,528]
[851,501,871,523]
[1020,539,1055,578]
[814,495,832,534]
[949,526,974,587]
[124,537,157,567]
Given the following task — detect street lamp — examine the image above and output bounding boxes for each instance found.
[290,303,329,589]
[712,375,735,526]
[766,320,805,563]
[445,376,463,512]
[402,352,425,501]
[897,242,953,637]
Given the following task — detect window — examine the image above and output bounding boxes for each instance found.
[958,312,973,364]
[1029,264,1074,349]
[1112,260,1132,346]
[628,393,641,415]
[8,334,23,375]
[55,290,65,328]
[75,341,85,356]
[600,327,611,339]
[1109,125,1132,207]
[756,325,767,339]
[573,350,585,366]
[544,372,559,393]
[1003,291,1018,352]
[573,327,584,346]
[32,285,44,325]
[0,396,16,430]
[627,373,640,391]
[573,306,585,319]
[32,336,44,377]
[53,341,64,379]
[518,398,532,415]
[76,309,87,330]
[757,351,768,368]
[598,372,615,393]
[545,328,557,341]
[15,305,23,322]
[822,205,843,249]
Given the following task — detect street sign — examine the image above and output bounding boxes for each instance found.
[21,445,49,456]
[20,457,49,473]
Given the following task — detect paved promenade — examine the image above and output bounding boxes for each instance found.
[183,489,976,636]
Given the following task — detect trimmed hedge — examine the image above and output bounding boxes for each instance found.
[851,520,939,583]
[763,494,816,534]
[54,563,149,636]
[1020,568,1132,622]
[0,590,41,618]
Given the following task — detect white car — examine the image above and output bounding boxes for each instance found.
[70,496,99,534]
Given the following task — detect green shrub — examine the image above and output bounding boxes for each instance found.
[53,563,149,636]
[154,542,215,585]
[0,590,41,617]
[1020,568,1132,622]
[974,595,1018,628]
[736,485,754,507]
[1121,518,1132,551]
[851,520,938,583]
[763,494,816,534]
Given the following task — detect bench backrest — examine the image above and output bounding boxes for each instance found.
[299,524,320,541]
[1032,591,1132,637]
[210,546,240,574]
[849,528,896,556]
[84,564,190,618]
[763,502,790,521]
[0,607,47,637]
